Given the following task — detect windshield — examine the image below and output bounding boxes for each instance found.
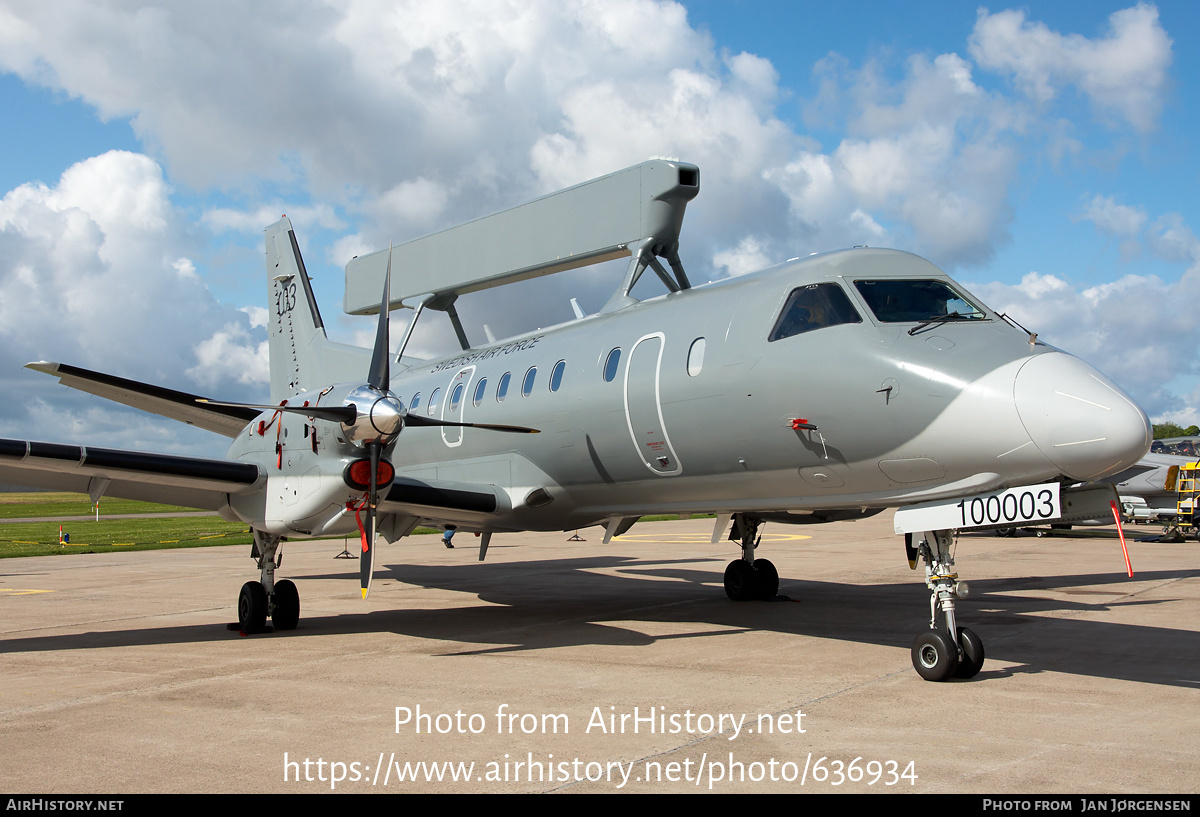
[853,279,985,324]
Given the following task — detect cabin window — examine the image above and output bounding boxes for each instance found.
[409,393,421,411]
[853,279,984,324]
[522,367,537,397]
[769,283,862,341]
[550,360,566,392]
[473,378,488,407]
[497,372,511,402]
[603,347,621,382]
[428,388,442,415]
[687,338,706,376]
[450,383,464,412]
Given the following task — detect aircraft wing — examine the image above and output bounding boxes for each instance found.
[26,362,259,438]
[0,438,262,511]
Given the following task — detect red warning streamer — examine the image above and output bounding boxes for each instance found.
[1110,500,1134,578]
[347,498,369,553]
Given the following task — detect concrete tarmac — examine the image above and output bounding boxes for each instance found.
[1,515,1197,794]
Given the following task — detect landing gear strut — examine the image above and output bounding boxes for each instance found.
[237,530,300,632]
[723,514,779,601]
[908,530,985,681]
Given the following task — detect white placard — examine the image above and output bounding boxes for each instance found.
[893,482,1062,534]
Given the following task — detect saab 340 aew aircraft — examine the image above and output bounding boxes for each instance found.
[0,160,1150,681]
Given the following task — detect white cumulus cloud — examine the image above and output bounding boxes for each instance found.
[969,3,1172,132]
[0,151,268,451]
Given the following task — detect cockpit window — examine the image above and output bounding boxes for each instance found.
[769,283,862,342]
[853,279,985,324]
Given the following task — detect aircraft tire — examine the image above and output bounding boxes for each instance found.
[754,559,779,599]
[724,560,759,602]
[238,581,268,632]
[995,526,1016,538]
[911,629,959,681]
[273,579,300,631]
[953,627,985,679]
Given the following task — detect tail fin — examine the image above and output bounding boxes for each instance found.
[265,218,369,400]
[266,217,328,401]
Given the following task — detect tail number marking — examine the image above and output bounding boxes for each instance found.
[894,483,1061,534]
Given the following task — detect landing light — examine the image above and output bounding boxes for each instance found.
[345,459,395,492]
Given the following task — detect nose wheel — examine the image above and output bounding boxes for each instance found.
[908,530,986,681]
[911,629,958,680]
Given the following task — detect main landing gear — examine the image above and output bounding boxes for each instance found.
[723,514,779,601]
[906,530,985,681]
[236,530,300,633]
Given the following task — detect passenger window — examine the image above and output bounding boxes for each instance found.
[550,360,566,392]
[522,367,537,397]
[497,372,511,402]
[473,378,488,407]
[687,338,705,376]
[409,393,421,411]
[428,388,441,415]
[769,283,862,341]
[450,383,464,411]
[603,348,621,382]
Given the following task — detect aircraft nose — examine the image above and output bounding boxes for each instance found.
[1014,352,1151,481]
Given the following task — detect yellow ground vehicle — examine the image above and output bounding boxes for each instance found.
[1171,461,1200,539]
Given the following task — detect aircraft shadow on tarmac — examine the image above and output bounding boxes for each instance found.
[2,553,1197,688]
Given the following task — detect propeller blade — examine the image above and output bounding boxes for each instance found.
[367,246,393,392]
[403,415,540,434]
[196,399,358,425]
[361,441,380,599]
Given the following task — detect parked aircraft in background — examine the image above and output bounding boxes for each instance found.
[0,160,1151,681]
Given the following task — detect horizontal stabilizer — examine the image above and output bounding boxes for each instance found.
[26,362,258,438]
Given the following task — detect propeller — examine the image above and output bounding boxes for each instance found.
[195,399,537,434]
[360,249,397,600]
[200,249,539,599]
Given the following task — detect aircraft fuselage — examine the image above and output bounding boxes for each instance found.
[224,247,1150,538]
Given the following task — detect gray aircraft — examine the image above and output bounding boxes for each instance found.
[0,160,1151,681]
[1105,451,1195,525]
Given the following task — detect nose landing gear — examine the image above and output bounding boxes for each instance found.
[908,530,985,681]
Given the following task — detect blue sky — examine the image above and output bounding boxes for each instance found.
[0,1,1196,455]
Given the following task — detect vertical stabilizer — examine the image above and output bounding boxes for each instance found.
[265,217,331,401]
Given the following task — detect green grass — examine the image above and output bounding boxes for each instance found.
[0,491,201,518]
[0,492,714,558]
[0,517,255,557]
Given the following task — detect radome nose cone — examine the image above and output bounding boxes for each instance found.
[1014,353,1151,481]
